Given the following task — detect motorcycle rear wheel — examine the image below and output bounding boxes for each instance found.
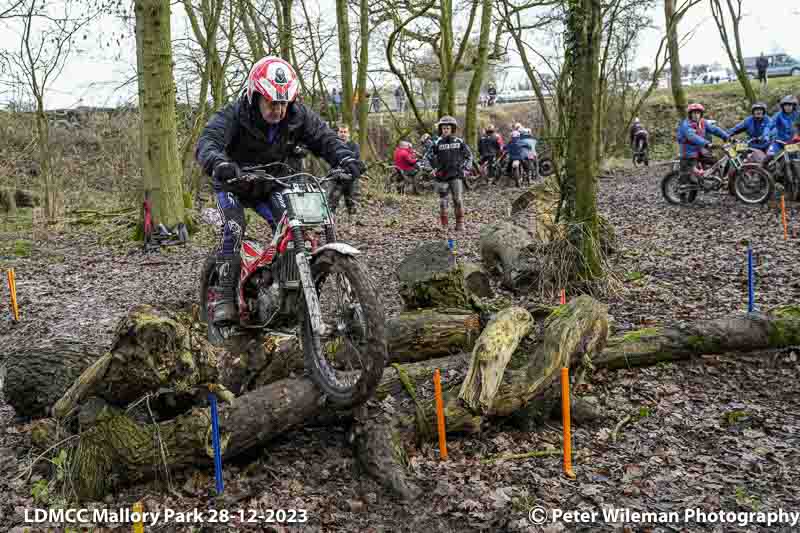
[302,252,386,407]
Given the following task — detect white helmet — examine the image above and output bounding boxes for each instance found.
[520,127,531,135]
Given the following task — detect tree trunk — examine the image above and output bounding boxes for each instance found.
[438,0,455,116]
[709,0,756,105]
[335,0,354,129]
[35,99,59,221]
[464,0,493,149]
[4,339,104,418]
[278,0,294,62]
[355,0,369,150]
[135,0,185,228]
[565,0,603,279]
[664,0,688,116]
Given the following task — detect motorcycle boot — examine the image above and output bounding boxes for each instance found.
[439,208,449,228]
[455,207,465,231]
[212,254,240,326]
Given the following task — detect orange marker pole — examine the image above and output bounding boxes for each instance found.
[560,368,576,479]
[560,288,566,305]
[7,269,19,321]
[132,501,144,533]
[433,369,448,460]
[781,195,788,240]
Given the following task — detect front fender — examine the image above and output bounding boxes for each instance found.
[312,242,361,258]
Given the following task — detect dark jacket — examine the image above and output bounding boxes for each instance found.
[425,135,473,181]
[756,56,768,73]
[343,140,361,160]
[478,133,502,158]
[195,95,355,191]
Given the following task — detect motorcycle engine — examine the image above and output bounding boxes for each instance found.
[256,271,282,325]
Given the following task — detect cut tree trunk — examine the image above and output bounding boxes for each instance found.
[396,241,488,310]
[594,306,800,370]
[4,339,104,418]
[479,221,534,287]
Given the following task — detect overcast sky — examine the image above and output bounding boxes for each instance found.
[0,0,797,109]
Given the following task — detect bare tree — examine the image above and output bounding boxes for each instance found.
[664,0,701,116]
[709,0,756,104]
[1,0,94,219]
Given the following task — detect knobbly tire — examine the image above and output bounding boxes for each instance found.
[303,252,386,407]
[661,171,697,205]
[538,157,554,177]
[733,164,774,205]
[199,255,230,346]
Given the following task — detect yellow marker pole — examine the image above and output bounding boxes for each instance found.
[433,369,448,461]
[561,368,576,479]
[7,269,19,321]
[781,195,789,240]
[132,501,144,533]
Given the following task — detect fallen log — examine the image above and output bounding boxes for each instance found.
[4,339,104,418]
[220,308,482,394]
[396,241,488,310]
[594,306,800,370]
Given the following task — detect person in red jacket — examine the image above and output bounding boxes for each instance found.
[393,140,419,194]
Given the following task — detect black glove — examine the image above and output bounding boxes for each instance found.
[342,158,363,180]
[213,161,240,182]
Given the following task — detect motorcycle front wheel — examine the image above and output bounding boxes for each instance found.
[661,171,697,205]
[733,164,774,204]
[302,251,386,407]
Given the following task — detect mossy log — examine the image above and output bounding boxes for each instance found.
[52,305,223,420]
[594,306,800,370]
[354,296,608,498]
[220,309,483,394]
[4,339,104,418]
[396,241,486,310]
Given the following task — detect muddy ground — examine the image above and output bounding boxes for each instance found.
[1,164,799,532]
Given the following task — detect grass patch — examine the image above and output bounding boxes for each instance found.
[13,239,32,257]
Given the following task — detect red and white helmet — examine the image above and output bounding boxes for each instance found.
[246,56,300,105]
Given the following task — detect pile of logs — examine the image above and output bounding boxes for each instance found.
[5,185,800,502]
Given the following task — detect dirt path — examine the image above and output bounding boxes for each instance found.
[1,165,799,532]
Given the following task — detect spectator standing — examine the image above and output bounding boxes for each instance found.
[756,53,769,87]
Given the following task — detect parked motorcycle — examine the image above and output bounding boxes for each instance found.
[764,140,800,201]
[661,143,773,205]
[199,162,387,407]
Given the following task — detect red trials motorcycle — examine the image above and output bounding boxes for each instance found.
[199,162,386,407]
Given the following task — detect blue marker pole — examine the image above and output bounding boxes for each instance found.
[447,238,456,268]
[747,246,754,313]
[208,393,224,495]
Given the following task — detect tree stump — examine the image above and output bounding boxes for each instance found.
[4,339,103,418]
[396,241,484,310]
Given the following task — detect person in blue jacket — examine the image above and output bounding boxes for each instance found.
[728,102,771,152]
[505,130,528,186]
[764,95,799,162]
[676,103,730,188]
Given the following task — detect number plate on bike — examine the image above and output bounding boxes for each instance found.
[287,192,329,224]
[735,143,748,152]
[785,143,800,154]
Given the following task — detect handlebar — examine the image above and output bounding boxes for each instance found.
[231,161,354,189]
